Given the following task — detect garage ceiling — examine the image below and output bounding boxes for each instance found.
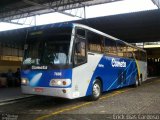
[0,0,122,22]
[0,9,160,44]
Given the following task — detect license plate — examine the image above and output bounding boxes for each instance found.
[34,88,44,92]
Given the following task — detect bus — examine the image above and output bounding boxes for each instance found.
[21,23,147,100]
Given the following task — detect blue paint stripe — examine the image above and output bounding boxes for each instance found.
[127,68,137,84]
[107,61,133,91]
[127,64,136,85]
[116,66,137,89]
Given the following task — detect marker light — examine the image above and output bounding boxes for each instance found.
[62,89,66,93]
[21,78,28,85]
[62,81,67,85]
[49,79,71,87]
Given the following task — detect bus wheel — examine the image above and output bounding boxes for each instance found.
[134,75,139,87]
[138,74,142,86]
[90,80,102,101]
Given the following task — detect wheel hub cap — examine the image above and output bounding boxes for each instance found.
[93,84,100,97]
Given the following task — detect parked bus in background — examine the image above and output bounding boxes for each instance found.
[21,23,147,100]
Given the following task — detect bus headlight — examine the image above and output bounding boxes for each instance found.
[21,78,29,85]
[50,79,71,87]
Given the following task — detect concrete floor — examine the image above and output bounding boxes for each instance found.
[0,77,160,120]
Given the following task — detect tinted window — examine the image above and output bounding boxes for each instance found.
[105,38,117,55]
[23,35,71,65]
[117,41,127,57]
[133,48,139,60]
[139,51,147,61]
[76,28,86,38]
[88,31,104,53]
[74,36,86,66]
[126,46,134,59]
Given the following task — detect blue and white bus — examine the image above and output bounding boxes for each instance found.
[21,23,147,100]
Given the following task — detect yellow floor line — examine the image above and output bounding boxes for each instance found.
[35,102,92,120]
[35,89,130,120]
[35,79,160,120]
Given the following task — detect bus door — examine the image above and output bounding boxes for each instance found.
[73,28,87,66]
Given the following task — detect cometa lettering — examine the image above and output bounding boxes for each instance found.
[111,58,126,68]
[32,66,48,69]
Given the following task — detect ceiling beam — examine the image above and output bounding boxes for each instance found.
[23,0,84,18]
[152,0,160,8]
[0,0,122,22]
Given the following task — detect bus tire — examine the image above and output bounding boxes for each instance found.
[134,75,139,87]
[89,79,102,101]
[138,74,142,86]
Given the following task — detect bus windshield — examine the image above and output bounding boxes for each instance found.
[23,34,71,66]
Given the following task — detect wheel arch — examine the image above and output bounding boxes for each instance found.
[85,76,103,96]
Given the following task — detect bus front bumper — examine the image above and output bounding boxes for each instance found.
[21,86,75,99]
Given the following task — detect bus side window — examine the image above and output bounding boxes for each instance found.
[127,46,134,59]
[139,51,147,61]
[76,28,85,38]
[117,41,125,57]
[74,37,86,66]
[105,38,117,56]
[143,52,147,61]
[87,30,104,53]
[134,48,139,60]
